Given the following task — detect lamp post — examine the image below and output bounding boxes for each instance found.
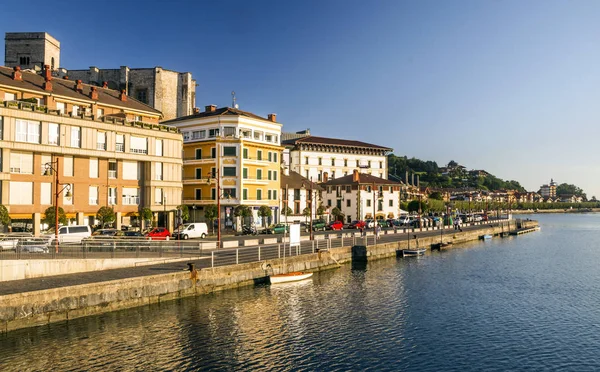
[44,159,72,254]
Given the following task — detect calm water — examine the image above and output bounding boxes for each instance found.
[2,213,600,371]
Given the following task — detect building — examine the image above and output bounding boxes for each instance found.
[0,65,182,234]
[282,135,392,182]
[321,170,402,223]
[540,179,557,198]
[4,32,196,121]
[280,167,322,223]
[162,105,283,228]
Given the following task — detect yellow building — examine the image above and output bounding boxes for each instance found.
[162,105,283,227]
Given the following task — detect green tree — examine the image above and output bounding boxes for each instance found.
[316,204,326,218]
[302,207,311,224]
[429,191,443,200]
[283,206,293,216]
[177,204,190,222]
[407,200,428,213]
[140,207,153,229]
[234,205,252,226]
[204,205,218,234]
[43,206,67,229]
[0,205,10,227]
[96,206,116,227]
[331,207,344,221]
[258,205,272,227]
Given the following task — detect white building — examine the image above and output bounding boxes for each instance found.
[321,170,402,223]
[279,168,323,223]
[282,135,392,182]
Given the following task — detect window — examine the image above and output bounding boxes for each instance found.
[96,108,104,118]
[89,186,98,205]
[19,56,30,65]
[273,153,278,163]
[211,188,216,200]
[155,162,163,180]
[211,167,216,178]
[211,148,216,158]
[273,171,277,181]
[327,199,332,207]
[223,146,236,156]
[130,136,148,154]
[368,161,372,167]
[389,200,394,207]
[268,190,272,200]
[305,170,309,178]
[56,102,65,115]
[123,161,139,180]
[257,150,262,160]
[10,152,33,174]
[243,189,248,200]
[346,186,351,193]
[367,185,372,192]
[108,160,117,179]
[273,190,277,200]
[64,156,74,177]
[223,188,236,198]
[243,168,248,179]
[254,131,262,140]
[192,130,206,140]
[63,184,73,205]
[344,159,348,167]
[265,134,273,142]
[155,188,163,205]
[195,168,203,179]
[195,189,202,201]
[243,148,249,159]
[332,171,335,179]
[48,123,59,145]
[223,167,236,177]
[209,128,219,138]
[41,183,51,205]
[366,200,371,207]
[70,127,81,148]
[15,119,40,144]
[194,149,202,159]
[268,152,272,162]
[122,187,139,205]
[389,186,393,193]
[257,169,262,180]
[318,173,322,182]
[156,139,163,156]
[305,157,309,165]
[347,199,351,207]
[9,181,32,205]
[223,127,236,137]
[268,170,272,180]
[41,154,51,175]
[72,105,79,117]
[116,134,125,152]
[4,92,16,101]
[108,187,117,206]
[97,132,106,150]
[318,157,322,165]
[136,89,148,104]
[183,132,190,141]
[257,189,262,200]
[89,158,98,178]
[331,158,335,166]
[378,200,383,211]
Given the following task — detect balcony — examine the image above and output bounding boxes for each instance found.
[122,196,140,205]
[96,142,106,150]
[130,148,148,155]
[116,143,125,152]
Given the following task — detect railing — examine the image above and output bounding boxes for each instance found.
[130,148,148,154]
[96,143,106,150]
[116,143,125,152]
[122,196,140,205]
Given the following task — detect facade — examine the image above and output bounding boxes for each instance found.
[0,65,182,235]
[163,105,283,227]
[540,179,557,198]
[283,135,392,182]
[279,168,323,223]
[321,170,402,223]
[4,32,195,121]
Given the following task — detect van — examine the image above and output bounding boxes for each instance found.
[172,223,208,240]
[44,225,92,244]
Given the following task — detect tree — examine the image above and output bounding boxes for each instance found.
[204,205,218,234]
[177,205,190,222]
[96,206,116,227]
[140,207,153,229]
[429,191,443,200]
[234,205,252,226]
[316,204,326,218]
[407,200,428,213]
[0,205,10,227]
[331,207,344,221]
[447,160,458,168]
[283,206,293,217]
[43,206,67,229]
[258,205,272,227]
[302,207,311,224]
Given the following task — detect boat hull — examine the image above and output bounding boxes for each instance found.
[401,249,426,257]
[269,272,313,284]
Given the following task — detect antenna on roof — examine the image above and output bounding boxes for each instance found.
[231,91,238,109]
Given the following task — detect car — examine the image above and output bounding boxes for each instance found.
[92,229,119,237]
[385,219,396,227]
[120,231,144,237]
[145,227,171,240]
[348,220,366,229]
[264,223,289,234]
[311,219,327,231]
[327,220,344,231]
[365,219,375,228]
[172,223,209,240]
[397,216,410,226]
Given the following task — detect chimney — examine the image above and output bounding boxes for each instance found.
[205,104,217,112]
[120,89,127,101]
[102,81,108,89]
[323,172,328,183]
[268,113,277,122]
[193,107,200,114]
[43,65,52,91]
[75,79,83,93]
[12,66,22,81]
[89,86,98,100]
[353,169,360,183]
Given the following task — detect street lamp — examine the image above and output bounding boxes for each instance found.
[44,159,72,253]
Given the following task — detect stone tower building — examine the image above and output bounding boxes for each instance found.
[4,32,60,71]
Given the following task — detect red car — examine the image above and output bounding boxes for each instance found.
[145,227,171,240]
[348,220,366,229]
[327,220,344,230]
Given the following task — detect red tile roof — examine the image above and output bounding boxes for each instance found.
[283,135,392,151]
[322,173,400,186]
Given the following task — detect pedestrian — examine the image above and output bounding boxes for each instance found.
[458,217,463,232]
[376,224,381,240]
[454,218,458,230]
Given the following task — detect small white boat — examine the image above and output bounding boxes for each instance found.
[269,272,313,284]
[401,248,426,257]
[481,234,493,240]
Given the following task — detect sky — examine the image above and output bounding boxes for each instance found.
[2,0,600,197]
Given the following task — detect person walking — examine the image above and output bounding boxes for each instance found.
[376,224,381,240]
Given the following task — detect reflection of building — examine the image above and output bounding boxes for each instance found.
[282,132,392,182]
[280,168,322,223]
[0,65,182,234]
[4,31,196,121]
[163,105,283,226]
[539,179,557,198]
[321,170,402,223]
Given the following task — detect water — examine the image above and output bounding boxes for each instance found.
[2,213,600,371]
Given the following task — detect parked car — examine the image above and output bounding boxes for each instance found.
[327,220,344,231]
[264,223,289,235]
[385,219,396,227]
[92,229,119,237]
[172,223,208,240]
[311,219,327,231]
[348,220,366,229]
[365,219,375,228]
[397,216,410,226]
[119,231,144,237]
[145,227,171,240]
[43,225,92,244]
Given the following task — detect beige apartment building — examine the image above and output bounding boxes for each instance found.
[0,65,182,235]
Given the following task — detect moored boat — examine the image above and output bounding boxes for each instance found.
[431,242,452,250]
[401,248,426,257]
[269,271,313,284]
[481,234,493,240]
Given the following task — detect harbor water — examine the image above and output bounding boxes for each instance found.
[1,213,600,371]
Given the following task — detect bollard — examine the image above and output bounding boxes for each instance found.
[187,263,195,272]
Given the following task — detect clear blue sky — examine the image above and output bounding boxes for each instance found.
[2,0,600,197]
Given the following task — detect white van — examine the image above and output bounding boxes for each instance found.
[44,225,92,244]
[172,223,208,240]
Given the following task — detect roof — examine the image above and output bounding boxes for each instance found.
[281,170,323,191]
[0,66,161,115]
[161,106,272,124]
[321,172,400,186]
[283,135,392,151]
